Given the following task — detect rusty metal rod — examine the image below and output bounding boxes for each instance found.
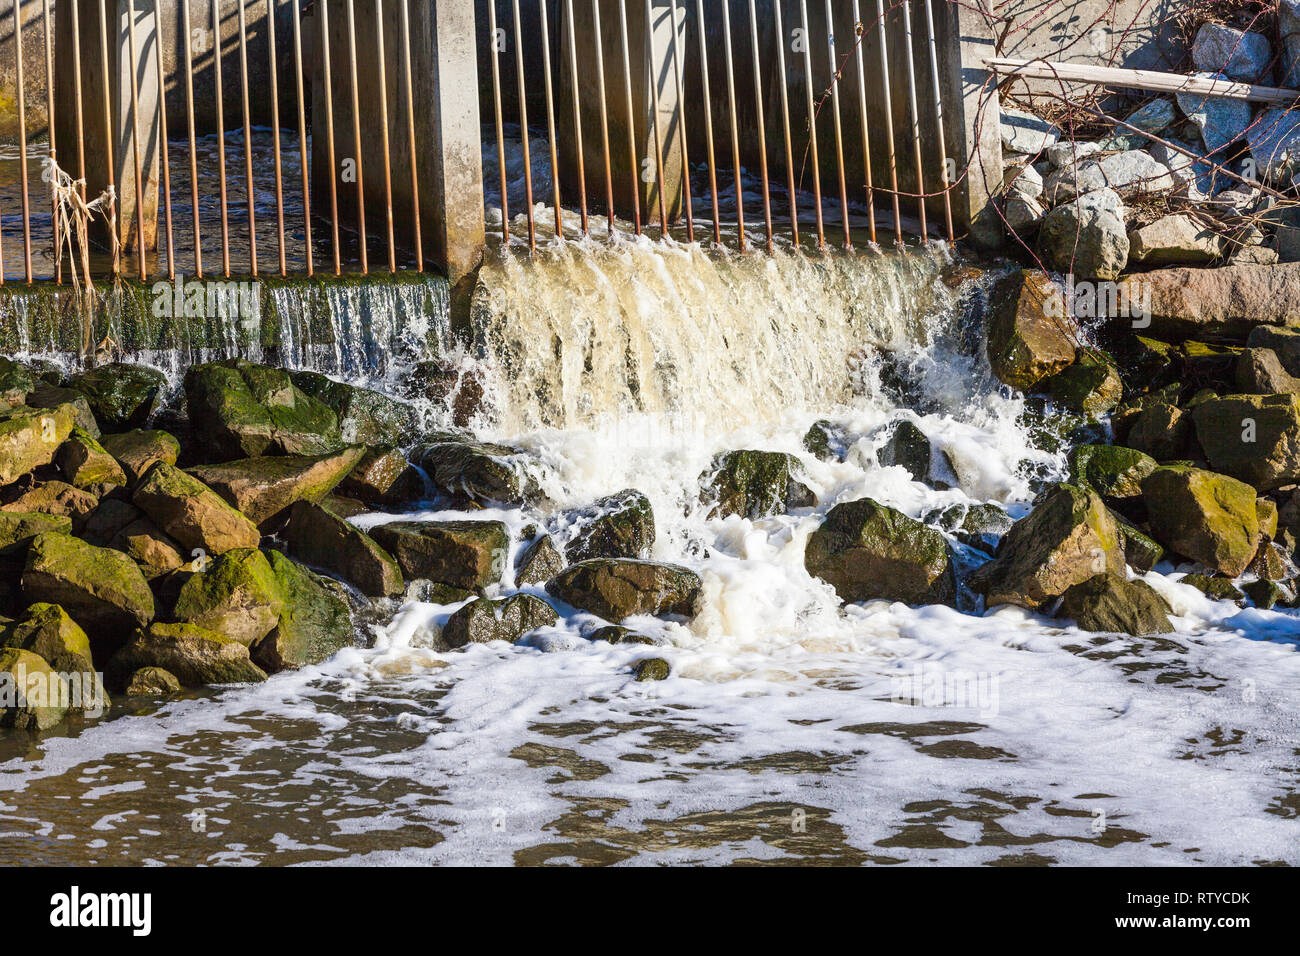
[488,0,509,244]
[400,0,422,268]
[851,0,876,244]
[923,0,953,242]
[154,1,175,280]
[616,0,640,236]
[41,0,59,283]
[98,0,119,272]
[644,0,669,238]
[374,0,396,271]
[563,0,588,235]
[267,0,286,275]
[71,0,86,194]
[694,0,720,245]
[511,0,536,249]
[344,0,368,272]
[875,0,902,242]
[590,0,615,237]
[292,0,312,275]
[14,0,31,281]
[798,0,824,249]
[211,0,231,275]
[824,0,850,248]
[538,0,562,238]
[720,0,743,248]
[236,0,258,274]
[319,0,342,274]
[668,0,693,244]
[900,0,927,241]
[747,0,771,251]
[182,0,202,277]
[772,0,798,246]
[125,0,147,280]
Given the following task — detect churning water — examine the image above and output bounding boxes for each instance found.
[1,231,1298,866]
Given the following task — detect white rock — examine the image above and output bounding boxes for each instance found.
[1004,163,1043,201]
[1043,150,1175,204]
[1004,195,1046,233]
[1038,188,1130,281]
[1046,140,1102,168]
[1000,108,1059,155]
[1246,108,1300,183]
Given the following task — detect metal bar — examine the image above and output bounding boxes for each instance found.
[487,0,509,244]
[267,0,287,275]
[155,0,175,280]
[374,0,396,271]
[924,0,952,242]
[98,0,119,272]
[182,0,203,277]
[564,0,588,235]
[591,0,615,237]
[772,0,797,246]
[720,0,743,248]
[900,0,927,241]
[668,0,693,243]
[211,0,231,275]
[511,0,536,249]
[644,0,668,238]
[344,0,368,272]
[125,0,147,280]
[42,0,59,283]
[694,0,719,245]
[850,0,875,244]
[538,0,562,238]
[291,0,312,275]
[236,0,258,274]
[14,0,31,281]
[824,0,850,248]
[747,0,771,251]
[400,0,422,268]
[798,0,823,249]
[319,0,342,274]
[875,0,902,242]
[616,0,639,236]
[71,0,86,193]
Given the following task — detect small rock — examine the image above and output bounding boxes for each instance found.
[414,436,541,506]
[1004,163,1043,200]
[170,548,285,646]
[337,446,424,507]
[515,534,566,586]
[124,666,182,696]
[1004,195,1046,233]
[1178,73,1252,156]
[1,602,94,675]
[288,371,418,447]
[1191,394,1300,491]
[1035,349,1123,416]
[1128,214,1222,267]
[1000,107,1058,154]
[0,511,72,549]
[700,452,814,521]
[441,594,558,648]
[1046,140,1102,168]
[56,428,127,489]
[2,481,99,526]
[1126,403,1190,461]
[802,420,843,461]
[1039,188,1129,281]
[0,402,77,485]
[1180,573,1244,602]
[567,489,657,558]
[1235,348,1300,395]
[251,550,353,673]
[0,648,68,729]
[633,657,671,682]
[1068,444,1157,498]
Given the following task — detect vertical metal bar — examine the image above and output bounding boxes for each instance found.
[154,1,175,280]
[772,0,798,246]
[511,0,536,250]
[616,0,639,236]
[236,0,258,274]
[694,0,719,245]
[668,0,693,243]
[344,0,367,272]
[746,0,771,251]
[850,0,876,244]
[400,0,422,268]
[42,0,60,283]
[487,0,509,244]
[900,0,927,242]
[211,0,231,275]
[538,0,562,238]
[98,0,120,273]
[797,0,823,249]
[71,0,86,193]
[374,0,396,271]
[318,0,342,274]
[720,0,743,248]
[923,0,953,242]
[590,0,615,237]
[644,0,668,238]
[182,0,203,277]
[291,0,313,275]
[267,0,287,275]
[14,0,31,281]
[125,0,147,280]
[563,0,588,235]
[824,0,850,248]
[875,0,902,242]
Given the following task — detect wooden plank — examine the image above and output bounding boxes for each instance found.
[984,57,1300,107]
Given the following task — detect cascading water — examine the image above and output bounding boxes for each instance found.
[1,237,1298,867]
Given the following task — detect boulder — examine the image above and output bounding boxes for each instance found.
[26,383,100,438]
[109,517,185,579]
[441,594,559,649]
[1235,348,1300,395]
[288,371,418,446]
[170,548,284,646]
[1246,326,1300,376]
[804,498,957,605]
[56,428,126,489]
[407,359,487,428]
[0,402,77,484]
[1177,72,1252,155]
[975,483,1125,610]
[1181,573,1245,602]
[188,446,366,527]
[1244,578,1289,609]
[1141,466,1259,576]
[1000,107,1058,154]
[1245,108,1300,183]
[1150,139,1219,200]
[633,658,671,682]
[1035,349,1122,416]
[700,452,814,520]
[250,550,353,673]
[1004,195,1046,234]
[21,531,154,639]
[1042,151,1175,204]
[337,446,424,507]
[0,648,68,730]
[877,422,940,485]
[1056,574,1173,635]
[1190,394,1300,491]
[67,363,164,431]
[1,603,94,675]
[1046,140,1102,168]
[935,502,1014,555]
[567,489,658,559]
[1258,497,1280,539]
[1115,519,1165,572]
[1128,215,1222,267]
[133,462,262,555]
[1067,444,1157,498]
[369,519,509,590]
[107,622,267,689]
[0,511,72,549]
[282,500,403,597]
[1,481,99,527]
[547,559,701,621]
[1115,262,1300,342]
[802,420,844,461]
[0,357,35,407]
[587,624,655,645]
[98,429,180,484]
[124,666,182,696]
[985,270,1076,390]
[1192,23,1271,82]
[515,534,565,585]
[414,436,541,506]
[1004,162,1043,200]
[1039,188,1129,281]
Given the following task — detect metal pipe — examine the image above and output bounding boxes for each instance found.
[564,0,588,235]
[824,0,850,248]
[746,0,771,251]
[900,0,927,241]
[267,0,287,275]
[71,0,86,194]
[98,0,119,272]
[644,0,669,237]
[236,0,258,274]
[374,0,396,271]
[923,0,954,242]
[538,0,562,238]
[125,0,147,280]
[487,0,509,244]
[400,0,422,268]
[182,0,202,277]
[344,0,368,272]
[772,0,798,246]
[875,0,902,242]
[694,0,719,245]
[41,0,59,283]
[14,0,30,281]
[850,0,875,245]
[319,0,342,274]
[511,0,536,249]
[616,0,640,236]
[668,0,693,243]
[154,0,175,280]
[291,0,312,275]
[798,0,823,249]
[590,0,615,237]
[211,0,231,275]
[720,0,743,248]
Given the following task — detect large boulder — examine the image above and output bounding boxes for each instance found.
[250,550,353,673]
[1124,403,1190,462]
[0,402,78,484]
[1039,188,1129,281]
[1,603,94,675]
[547,559,701,621]
[805,498,956,605]
[67,363,164,431]
[369,519,509,590]
[98,429,180,484]
[188,446,366,527]
[1190,394,1300,491]
[1141,466,1259,576]
[21,531,154,639]
[441,594,559,649]
[1,481,99,526]
[566,489,656,560]
[1246,326,1300,376]
[26,383,99,438]
[1235,348,1300,395]
[0,511,72,549]
[56,428,126,489]
[414,436,541,506]
[1067,444,1157,498]
[337,446,424,507]
[288,371,418,447]
[700,452,814,519]
[170,548,284,646]
[107,622,267,689]
[282,500,403,597]
[0,648,68,730]
[985,270,1076,390]
[1115,262,1300,342]
[1056,574,1173,635]
[975,483,1125,610]
[134,462,262,555]
[109,516,185,580]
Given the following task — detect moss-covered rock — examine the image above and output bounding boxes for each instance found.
[133,462,262,555]
[1,602,95,675]
[0,401,77,484]
[877,421,940,486]
[68,363,164,431]
[170,548,285,646]
[516,534,565,586]
[934,502,1014,555]
[588,624,655,645]
[0,511,72,549]
[1257,497,1279,539]
[1056,574,1173,635]
[566,489,657,560]
[0,357,35,407]
[369,519,509,591]
[188,445,366,527]
[1068,444,1157,498]
[547,559,701,621]
[124,665,182,696]
[21,531,154,640]
[1191,393,1300,491]
[0,647,68,730]
[1113,515,1165,572]
[1244,578,1289,609]
[110,517,185,579]
[441,594,559,648]
[26,382,100,438]
[99,429,180,484]
[633,657,671,681]
[2,481,99,526]
[337,446,424,507]
[1126,402,1190,461]
[288,371,418,447]
[802,420,843,461]
[107,622,267,689]
[1141,466,1259,576]
[282,500,403,597]
[414,435,542,507]
[251,550,353,673]
[985,270,1076,390]
[1180,573,1245,602]
[701,451,816,519]
[1035,348,1123,416]
[56,428,127,488]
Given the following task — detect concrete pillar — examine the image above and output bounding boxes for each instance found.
[313,0,484,290]
[55,0,161,253]
[559,0,686,224]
